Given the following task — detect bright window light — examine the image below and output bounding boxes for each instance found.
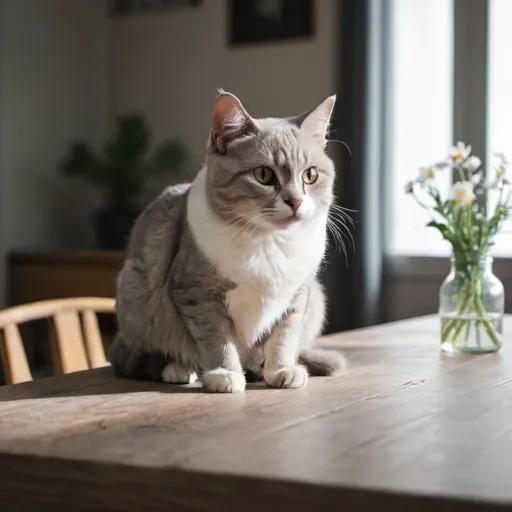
[386,0,454,256]
[487,0,512,257]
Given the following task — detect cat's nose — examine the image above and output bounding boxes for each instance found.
[284,198,303,214]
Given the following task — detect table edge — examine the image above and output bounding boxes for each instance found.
[0,452,509,512]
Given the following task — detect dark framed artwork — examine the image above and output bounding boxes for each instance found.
[229,0,314,46]
[109,0,202,17]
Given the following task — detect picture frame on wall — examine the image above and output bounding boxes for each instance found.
[109,0,202,18]
[229,0,314,46]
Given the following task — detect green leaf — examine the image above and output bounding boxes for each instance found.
[103,114,150,168]
[59,141,105,185]
[426,221,455,243]
[148,139,188,175]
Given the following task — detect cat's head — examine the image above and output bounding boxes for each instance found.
[205,90,336,230]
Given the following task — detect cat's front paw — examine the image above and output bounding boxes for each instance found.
[161,362,197,384]
[202,369,246,393]
[264,365,308,389]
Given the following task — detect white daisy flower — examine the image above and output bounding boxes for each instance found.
[418,166,436,183]
[495,164,508,180]
[494,152,510,166]
[486,175,510,190]
[463,155,481,172]
[472,171,483,184]
[451,181,474,205]
[492,151,511,181]
[449,141,471,164]
[495,167,507,180]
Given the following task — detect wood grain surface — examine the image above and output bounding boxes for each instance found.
[0,315,511,512]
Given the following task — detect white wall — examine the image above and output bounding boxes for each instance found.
[109,0,338,174]
[0,0,108,305]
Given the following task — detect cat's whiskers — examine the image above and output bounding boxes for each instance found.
[326,219,345,255]
[331,202,358,214]
[219,208,270,239]
[329,203,356,250]
[230,212,273,244]
[327,218,348,263]
[326,139,352,155]
[328,211,355,249]
[220,215,252,237]
[246,212,275,239]
[330,223,355,258]
[222,208,267,229]
[208,205,238,216]
[221,207,263,224]
[330,204,356,225]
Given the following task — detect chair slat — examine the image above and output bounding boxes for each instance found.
[0,297,115,384]
[82,310,108,368]
[52,311,89,374]
[0,324,32,384]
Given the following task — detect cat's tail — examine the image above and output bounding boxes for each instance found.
[298,348,346,376]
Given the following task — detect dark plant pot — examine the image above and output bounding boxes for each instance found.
[93,208,139,250]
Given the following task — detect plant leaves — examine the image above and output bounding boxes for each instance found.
[59,141,105,185]
[148,139,188,175]
[59,113,188,212]
[426,221,455,243]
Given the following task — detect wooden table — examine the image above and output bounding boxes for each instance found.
[0,315,511,512]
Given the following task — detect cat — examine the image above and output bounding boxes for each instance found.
[109,90,346,393]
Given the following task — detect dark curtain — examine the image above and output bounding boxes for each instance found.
[322,0,385,334]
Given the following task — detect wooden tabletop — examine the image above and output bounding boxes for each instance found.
[0,315,511,512]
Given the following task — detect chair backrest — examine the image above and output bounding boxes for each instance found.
[0,297,115,385]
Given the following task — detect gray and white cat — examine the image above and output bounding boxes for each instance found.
[109,90,346,393]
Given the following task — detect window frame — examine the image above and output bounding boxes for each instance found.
[384,0,512,281]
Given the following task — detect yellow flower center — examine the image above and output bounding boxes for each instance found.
[464,197,472,206]
[427,169,434,178]
[457,188,465,197]
[452,152,464,161]
[497,169,504,177]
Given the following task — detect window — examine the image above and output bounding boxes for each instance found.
[387,0,454,256]
[387,0,512,258]
[487,0,512,257]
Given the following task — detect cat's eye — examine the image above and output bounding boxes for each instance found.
[253,166,276,186]
[302,167,319,184]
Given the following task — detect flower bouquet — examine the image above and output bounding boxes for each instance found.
[405,142,511,353]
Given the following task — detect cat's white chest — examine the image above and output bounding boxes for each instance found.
[225,278,295,348]
[222,236,322,348]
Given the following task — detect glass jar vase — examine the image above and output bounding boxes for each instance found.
[439,253,504,353]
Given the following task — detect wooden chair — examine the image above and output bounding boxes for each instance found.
[0,297,116,385]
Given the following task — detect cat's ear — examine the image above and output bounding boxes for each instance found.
[292,95,336,148]
[211,90,255,153]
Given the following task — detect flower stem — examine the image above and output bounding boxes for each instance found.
[441,289,473,341]
[467,205,473,250]
[441,270,502,348]
[464,320,471,345]
[450,315,468,343]
[473,293,501,346]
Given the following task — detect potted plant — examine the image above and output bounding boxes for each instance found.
[405,142,511,353]
[59,113,188,250]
